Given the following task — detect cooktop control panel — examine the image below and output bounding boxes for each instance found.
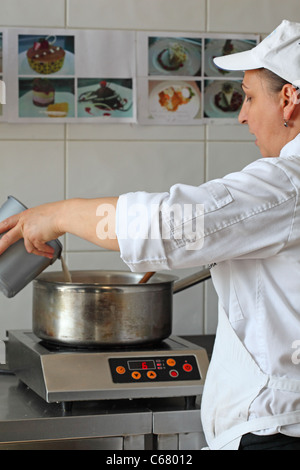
[109,355,201,383]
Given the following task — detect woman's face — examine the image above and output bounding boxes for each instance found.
[239,70,286,158]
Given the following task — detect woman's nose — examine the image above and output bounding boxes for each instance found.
[238,99,248,124]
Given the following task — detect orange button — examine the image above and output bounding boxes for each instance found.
[166,358,176,367]
[147,371,157,379]
[131,371,141,380]
[116,366,126,375]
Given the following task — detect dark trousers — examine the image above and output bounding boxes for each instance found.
[239,433,300,450]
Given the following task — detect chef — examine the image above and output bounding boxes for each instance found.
[1,19,300,450]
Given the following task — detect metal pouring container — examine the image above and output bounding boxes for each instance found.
[32,269,211,348]
[0,196,62,298]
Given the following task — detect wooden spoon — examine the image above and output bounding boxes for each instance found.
[138,272,156,284]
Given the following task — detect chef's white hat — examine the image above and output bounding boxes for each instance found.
[214,20,300,88]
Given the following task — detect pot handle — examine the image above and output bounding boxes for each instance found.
[173,267,211,294]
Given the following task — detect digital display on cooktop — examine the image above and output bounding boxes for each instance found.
[127,360,156,371]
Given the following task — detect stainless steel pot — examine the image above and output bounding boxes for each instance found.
[32,269,211,348]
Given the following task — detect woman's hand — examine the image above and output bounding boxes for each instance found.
[0,197,119,259]
[0,201,66,259]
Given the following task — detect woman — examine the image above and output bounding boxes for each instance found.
[2,20,300,450]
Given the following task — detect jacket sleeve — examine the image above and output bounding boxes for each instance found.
[116,158,297,272]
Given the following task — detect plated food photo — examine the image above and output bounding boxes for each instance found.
[204,38,257,77]
[204,80,244,118]
[148,37,202,76]
[149,80,201,121]
[18,77,75,118]
[77,79,133,118]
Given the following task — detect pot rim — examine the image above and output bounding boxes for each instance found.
[34,269,178,288]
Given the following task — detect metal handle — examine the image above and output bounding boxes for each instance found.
[173,267,211,294]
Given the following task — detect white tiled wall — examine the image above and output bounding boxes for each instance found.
[1,0,298,356]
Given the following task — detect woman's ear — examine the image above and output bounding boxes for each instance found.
[281,84,299,121]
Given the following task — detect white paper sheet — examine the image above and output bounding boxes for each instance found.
[0,28,259,125]
[5,28,136,123]
[137,31,259,125]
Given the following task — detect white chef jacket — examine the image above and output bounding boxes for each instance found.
[116,132,300,436]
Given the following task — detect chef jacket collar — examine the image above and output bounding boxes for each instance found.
[280,132,300,158]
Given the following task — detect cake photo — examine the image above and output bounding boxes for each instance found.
[47,102,69,118]
[32,78,55,107]
[78,81,131,112]
[19,76,75,119]
[222,39,235,56]
[26,37,65,75]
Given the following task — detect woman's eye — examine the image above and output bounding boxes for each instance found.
[246,96,252,103]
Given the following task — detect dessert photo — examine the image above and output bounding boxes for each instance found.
[32,78,55,107]
[148,37,202,76]
[204,38,257,77]
[18,77,75,118]
[148,80,201,121]
[77,79,133,118]
[18,34,75,76]
[204,79,244,118]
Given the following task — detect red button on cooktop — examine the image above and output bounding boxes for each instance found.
[169,370,179,378]
[183,363,193,372]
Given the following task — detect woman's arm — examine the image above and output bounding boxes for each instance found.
[0,197,119,258]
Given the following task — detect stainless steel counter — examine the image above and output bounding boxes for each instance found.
[0,335,212,449]
[0,374,153,449]
[0,373,206,450]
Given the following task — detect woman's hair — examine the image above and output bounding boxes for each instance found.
[259,68,292,94]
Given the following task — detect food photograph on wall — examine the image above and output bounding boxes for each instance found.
[77,78,133,119]
[137,32,259,125]
[2,28,258,124]
[18,34,75,119]
[3,27,136,123]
